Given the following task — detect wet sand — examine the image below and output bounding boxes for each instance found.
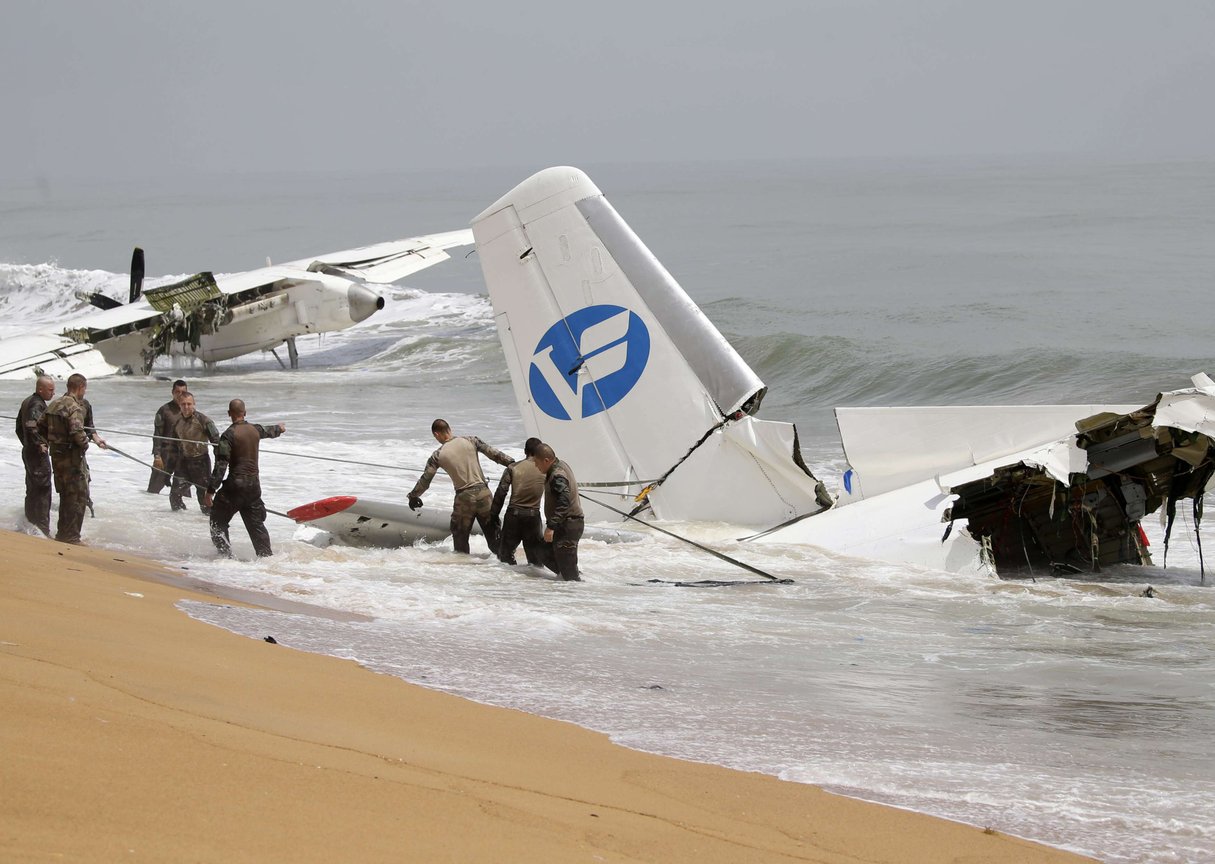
[0,529,1096,863]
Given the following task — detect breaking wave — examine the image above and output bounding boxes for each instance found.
[0,262,120,336]
[289,287,501,379]
[731,328,1209,410]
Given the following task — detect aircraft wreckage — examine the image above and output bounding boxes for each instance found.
[460,166,1213,579]
[0,231,473,379]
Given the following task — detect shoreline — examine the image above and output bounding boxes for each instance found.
[0,529,1096,863]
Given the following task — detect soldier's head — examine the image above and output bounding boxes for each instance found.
[532,442,556,473]
[172,379,188,404]
[431,418,452,443]
[523,437,542,457]
[181,392,196,418]
[66,373,87,397]
[228,399,247,422]
[35,374,55,400]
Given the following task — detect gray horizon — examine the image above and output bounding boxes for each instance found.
[2,0,1213,184]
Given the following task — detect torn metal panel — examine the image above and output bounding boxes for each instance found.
[946,380,1215,575]
[834,404,1137,501]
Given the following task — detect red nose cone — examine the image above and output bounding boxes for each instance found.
[286,496,358,523]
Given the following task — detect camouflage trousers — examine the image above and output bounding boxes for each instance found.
[171,455,211,512]
[450,484,498,555]
[497,506,544,566]
[210,475,272,557]
[544,517,584,581]
[50,448,89,543]
[22,448,51,537]
[147,449,177,494]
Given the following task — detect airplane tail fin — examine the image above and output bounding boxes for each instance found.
[472,167,829,527]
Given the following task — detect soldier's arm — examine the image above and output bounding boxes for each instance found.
[26,401,48,448]
[490,465,513,519]
[67,404,89,450]
[208,431,233,491]
[408,452,441,500]
[256,423,285,440]
[472,436,514,468]
[205,418,220,445]
[547,474,573,529]
[152,408,165,456]
[84,404,105,448]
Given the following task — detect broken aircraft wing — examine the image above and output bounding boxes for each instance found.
[286,229,475,284]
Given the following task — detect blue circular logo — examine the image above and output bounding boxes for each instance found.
[529,305,650,420]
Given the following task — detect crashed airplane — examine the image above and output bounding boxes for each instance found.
[0,230,473,380]
[469,166,1214,578]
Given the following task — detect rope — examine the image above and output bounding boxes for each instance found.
[102,442,294,521]
[46,421,656,488]
[579,488,789,584]
[86,424,421,473]
[11,414,750,570]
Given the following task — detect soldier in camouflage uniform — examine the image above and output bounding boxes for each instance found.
[169,392,220,513]
[489,437,547,566]
[204,399,285,557]
[407,419,514,555]
[37,373,92,544]
[147,379,187,494]
[532,443,585,581]
[15,374,55,536]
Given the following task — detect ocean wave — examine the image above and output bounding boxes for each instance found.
[0,261,121,335]
[733,329,1210,408]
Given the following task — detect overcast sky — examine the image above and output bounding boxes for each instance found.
[2,0,1213,181]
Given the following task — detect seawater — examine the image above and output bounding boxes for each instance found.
[2,157,1213,864]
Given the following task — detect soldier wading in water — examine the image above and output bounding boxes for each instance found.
[148,378,187,494]
[489,437,547,566]
[38,373,106,544]
[407,419,513,555]
[16,374,55,536]
[170,392,220,513]
[532,443,584,581]
[204,399,284,557]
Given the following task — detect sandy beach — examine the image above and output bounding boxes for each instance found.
[0,529,1095,863]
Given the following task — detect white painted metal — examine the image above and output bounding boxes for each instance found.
[0,231,474,380]
[292,496,644,549]
[472,167,826,526]
[473,166,1215,576]
[833,403,1139,501]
